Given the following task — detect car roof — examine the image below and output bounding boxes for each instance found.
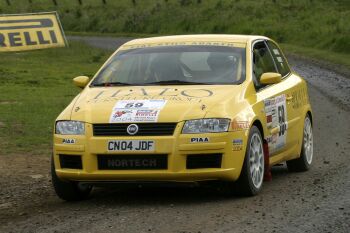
[120,34,269,49]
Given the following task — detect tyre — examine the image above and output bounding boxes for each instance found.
[51,156,92,201]
[234,126,265,196]
[287,115,313,172]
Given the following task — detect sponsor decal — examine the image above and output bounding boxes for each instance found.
[62,139,75,144]
[110,110,133,122]
[232,139,243,151]
[190,137,209,143]
[264,94,288,154]
[266,114,272,123]
[109,100,166,123]
[114,99,166,110]
[107,158,158,168]
[272,49,280,55]
[231,120,249,131]
[87,88,214,104]
[290,87,308,109]
[120,41,245,50]
[0,12,67,52]
[134,110,160,122]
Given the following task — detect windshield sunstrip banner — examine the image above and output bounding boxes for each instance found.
[120,41,246,50]
[0,12,67,52]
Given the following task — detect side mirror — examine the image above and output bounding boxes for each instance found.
[73,76,90,88]
[260,72,282,85]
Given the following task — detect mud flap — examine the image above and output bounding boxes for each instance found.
[263,141,272,181]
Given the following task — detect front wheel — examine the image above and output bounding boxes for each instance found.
[234,126,265,196]
[287,115,313,172]
[51,157,92,201]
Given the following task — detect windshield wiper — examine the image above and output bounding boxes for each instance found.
[146,80,209,85]
[90,82,133,87]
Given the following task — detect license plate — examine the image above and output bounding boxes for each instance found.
[107,140,155,151]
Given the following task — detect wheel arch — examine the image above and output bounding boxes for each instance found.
[307,110,313,125]
[251,119,266,143]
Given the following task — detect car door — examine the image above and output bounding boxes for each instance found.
[252,40,297,158]
[265,40,302,158]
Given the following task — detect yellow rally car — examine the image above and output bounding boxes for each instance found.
[52,35,313,201]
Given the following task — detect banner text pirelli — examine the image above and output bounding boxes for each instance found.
[0,12,67,52]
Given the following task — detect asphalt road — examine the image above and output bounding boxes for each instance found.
[0,36,349,233]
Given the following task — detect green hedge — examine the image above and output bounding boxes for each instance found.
[1,0,349,54]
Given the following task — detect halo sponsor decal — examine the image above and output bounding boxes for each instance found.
[0,12,67,52]
[232,139,243,151]
[87,88,214,103]
[264,94,288,154]
[109,100,166,123]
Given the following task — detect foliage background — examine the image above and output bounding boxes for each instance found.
[1,0,349,54]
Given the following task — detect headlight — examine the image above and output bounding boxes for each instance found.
[55,121,85,135]
[182,118,230,134]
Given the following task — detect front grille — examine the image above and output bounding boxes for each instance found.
[59,154,82,169]
[98,154,168,170]
[186,154,222,169]
[93,123,177,136]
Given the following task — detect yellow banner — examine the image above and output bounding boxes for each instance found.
[0,12,67,52]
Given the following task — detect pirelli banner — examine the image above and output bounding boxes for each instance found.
[0,12,67,52]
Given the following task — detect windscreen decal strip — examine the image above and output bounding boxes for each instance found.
[120,41,246,50]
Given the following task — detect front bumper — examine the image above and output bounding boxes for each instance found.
[53,123,248,182]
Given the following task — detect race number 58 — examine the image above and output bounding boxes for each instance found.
[278,105,287,136]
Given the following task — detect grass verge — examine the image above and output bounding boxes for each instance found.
[0,42,110,155]
[1,0,349,55]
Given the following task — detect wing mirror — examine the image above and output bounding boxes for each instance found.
[260,72,282,85]
[73,76,90,88]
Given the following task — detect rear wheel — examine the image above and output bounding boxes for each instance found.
[287,115,313,172]
[234,126,265,196]
[51,157,92,201]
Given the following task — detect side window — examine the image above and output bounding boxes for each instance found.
[252,41,277,89]
[266,40,290,77]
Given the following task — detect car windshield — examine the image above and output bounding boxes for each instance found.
[91,45,246,86]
